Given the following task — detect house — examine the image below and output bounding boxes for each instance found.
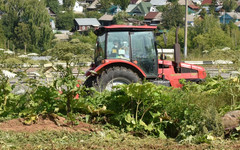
[73,1,83,13]
[143,12,162,25]
[98,14,114,26]
[192,0,202,5]
[50,19,56,31]
[54,34,69,41]
[235,5,240,12]
[109,5,122,15]
[87,0,100,11]
[189,5,199,11]
[215,6,224,13]
[124,18,141,25]
[178,0,194,5]
[86,0,95,4]
[187,14,199,26]
[201,0,212,5]
[46,7,56,18]
[188,5,199,14]
[220,12,240,24]
[234,21,240,29]
[58,0,63,5]
[130,0,138,4]
[126,4,137,14]
[150,0,167,6]
[74,18,100,32]
[129,2,152,16]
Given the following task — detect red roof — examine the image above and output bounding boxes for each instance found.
[188,5,199,10]
[144,12,159,19]
[202,0,212,5]
[104,25,157,29]
[130,0,138,4]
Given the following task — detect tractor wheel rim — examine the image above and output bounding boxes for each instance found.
[105,78,130,91]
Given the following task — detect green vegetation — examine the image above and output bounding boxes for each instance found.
[157,15,240,57]
[1,130,240,149]
[161,3,185,29]
[1,0,53,53]
[1,62,240,142]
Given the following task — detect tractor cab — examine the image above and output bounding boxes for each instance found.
[94,25,158,78]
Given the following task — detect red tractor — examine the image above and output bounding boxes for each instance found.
[84,25,206,91]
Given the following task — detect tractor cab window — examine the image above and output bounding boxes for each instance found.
[131,31,158,77]
[95,34,105,64]
[107,32,130,60]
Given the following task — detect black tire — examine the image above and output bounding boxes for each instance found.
[83,76,97,88]
[99,66,140,91]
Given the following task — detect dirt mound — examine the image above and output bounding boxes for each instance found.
[0,115,95,133]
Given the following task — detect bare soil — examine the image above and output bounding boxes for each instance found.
[0,115,95,133]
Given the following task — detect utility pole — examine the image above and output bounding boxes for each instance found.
[184,0,188,58]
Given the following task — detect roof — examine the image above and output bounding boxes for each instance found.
[225,12,240,19]
[46,7,56,16]
[144,12,162,20]
[74,18,100,26]
[132,2,152,15]
[130,0,138,4]
[188,7,196,14]
[126,4,137,12]
[87,0,99,9]
[202,0,212,5]
[187,15,197,22]
[99,14,114,21]
[178,0,194,5]
[150,0,167,6]
[189,5,199,10]
[216,6,223,12]
[234,21,240,26]
[192,0,201,4]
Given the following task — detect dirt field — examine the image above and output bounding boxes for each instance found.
[1,117,240,150]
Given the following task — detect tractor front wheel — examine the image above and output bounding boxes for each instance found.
[99,67,140,91]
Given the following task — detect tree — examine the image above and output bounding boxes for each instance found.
[45,0,60,14]
[99,0,112,13]
[113,0,130,11]
[63,0,76,10]
[56,11,74,30]
[161,3,185,29]
[85,11,103,19]
[0,21,6,49]
[223,0,237,12]
[189,15,232,53]
[14,23,31,50]
[113,12,130,24]
[1,0,53,52]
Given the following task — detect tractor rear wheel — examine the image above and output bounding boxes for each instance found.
[99,67,140,91]
[83,76,97,88]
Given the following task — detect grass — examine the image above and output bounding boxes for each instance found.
[0,129,240,150]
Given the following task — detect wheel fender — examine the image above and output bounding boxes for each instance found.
[93,60,146,78]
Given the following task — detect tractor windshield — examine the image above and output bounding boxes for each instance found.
[106,31,130,60]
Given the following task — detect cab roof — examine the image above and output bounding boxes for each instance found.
[94,25,157,35]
